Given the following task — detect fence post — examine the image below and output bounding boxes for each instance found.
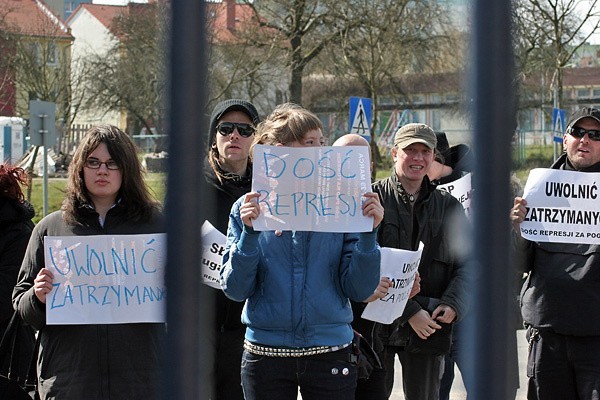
[464,0,516,399]
[164,2,212,399]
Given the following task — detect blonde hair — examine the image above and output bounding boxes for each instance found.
[251,103,323,154]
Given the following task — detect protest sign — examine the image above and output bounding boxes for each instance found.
[201,220,226,289]
[44,234,166,324]
[521,168,600,244]
[437,173,473,218]
[252,144,372,232]
[361,243,424,324]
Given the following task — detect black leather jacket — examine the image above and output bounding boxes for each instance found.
[370,172,473,346]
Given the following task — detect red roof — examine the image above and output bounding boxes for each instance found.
[0,0,72,39]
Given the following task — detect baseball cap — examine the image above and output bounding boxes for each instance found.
[394,123,437,150]
[566,107,600,131]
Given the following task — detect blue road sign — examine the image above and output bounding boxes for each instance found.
[553,108,565,144]
[349,97,372,141]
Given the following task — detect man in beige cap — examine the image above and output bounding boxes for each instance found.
[364,123,472,400]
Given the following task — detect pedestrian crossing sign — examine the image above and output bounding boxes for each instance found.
[349,97,372,141]
[553,108,565,143]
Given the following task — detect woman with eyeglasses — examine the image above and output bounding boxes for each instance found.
[221,103,383,400]
[13,125,164,400]
[204,99,260,400]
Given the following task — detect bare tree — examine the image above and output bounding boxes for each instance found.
[238,0,359,104]
[513,0,600,108]
[205,1,284,112]
[311,0,464,168]
[83,2,167,144]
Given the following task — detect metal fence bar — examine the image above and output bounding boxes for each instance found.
[164,1,213,399]
[465,0,516,399]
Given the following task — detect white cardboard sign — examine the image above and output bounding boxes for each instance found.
[44,234,166,324]
[251,145,372,232]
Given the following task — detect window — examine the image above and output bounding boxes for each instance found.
[29,42,41,65]
[577,89,591,99]
[46,42,57,65]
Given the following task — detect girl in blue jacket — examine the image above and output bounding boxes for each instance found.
[221,103,383,400]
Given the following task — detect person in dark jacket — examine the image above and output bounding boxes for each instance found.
[12,125,164,400]
[0,163,35,399]
[510,106,600,400]
[333,133,421,400]
[370,123,472,400]
[204,99,260,400]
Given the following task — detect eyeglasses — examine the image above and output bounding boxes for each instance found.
[216,122,255,138]
[568,127,600,141]
[85,159,120,170]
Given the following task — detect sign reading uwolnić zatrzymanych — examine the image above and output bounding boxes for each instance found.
[520,168,600,244]
[251,144,372,232]
[44,234,166,325]
[361,243,423,324]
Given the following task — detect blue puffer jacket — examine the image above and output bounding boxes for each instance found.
[221,196,381,348]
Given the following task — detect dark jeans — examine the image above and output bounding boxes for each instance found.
[384,345,444,400]
[527,328,600,400]
[240,348,358,400]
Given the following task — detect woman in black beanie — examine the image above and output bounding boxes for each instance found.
[204,99,260,400]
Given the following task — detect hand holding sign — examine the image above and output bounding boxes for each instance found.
[510,196,528,236]
[241,192,260,228]
[362,192,384,229]
[34,267,54,304]
[361,243,424,324]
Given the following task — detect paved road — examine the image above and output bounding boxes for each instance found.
[390,329,528,400]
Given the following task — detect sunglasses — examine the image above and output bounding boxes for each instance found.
[568,127,600,141]
[216,122,255,138]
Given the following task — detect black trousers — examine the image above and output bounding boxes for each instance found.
[384,345,444,400]
[527,327,600,400]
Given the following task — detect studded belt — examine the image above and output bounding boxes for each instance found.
[243,340,352,358]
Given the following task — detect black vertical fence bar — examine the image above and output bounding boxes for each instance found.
[465,0,516,399]
[165,1,212,399]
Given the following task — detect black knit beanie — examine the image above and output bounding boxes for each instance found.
[209,99,260,141]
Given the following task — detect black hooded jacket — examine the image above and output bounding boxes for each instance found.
[516,153,600,335]
[203,159,251,331]
[0,199,34,331]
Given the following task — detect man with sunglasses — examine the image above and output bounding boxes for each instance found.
[510,106,600,400]
[204,99,260,400]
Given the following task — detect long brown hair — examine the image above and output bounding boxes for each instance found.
[62,124,159,224]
